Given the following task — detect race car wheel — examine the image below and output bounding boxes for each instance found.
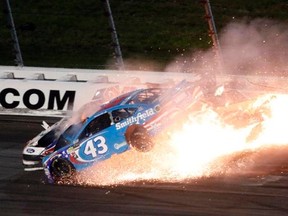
[50,158,75,182]
[125,125,154,152]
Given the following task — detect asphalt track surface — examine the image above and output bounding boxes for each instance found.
[1,115,288,215]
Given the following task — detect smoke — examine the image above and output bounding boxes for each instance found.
[220,19,288,76]
[165,19,288,77]
[103,19,288,94]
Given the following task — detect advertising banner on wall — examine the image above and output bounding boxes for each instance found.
[0,66,200,117]
[1,66,288,117]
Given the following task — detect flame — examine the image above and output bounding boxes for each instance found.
[75,93,288,186]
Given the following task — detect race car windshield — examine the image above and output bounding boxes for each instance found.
[37,128,60,147]
[54,123,82,150]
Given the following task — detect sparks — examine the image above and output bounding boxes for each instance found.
[75,93,288,186]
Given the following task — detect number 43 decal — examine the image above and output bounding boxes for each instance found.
[84,136,108,158]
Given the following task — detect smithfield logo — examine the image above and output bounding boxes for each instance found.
[115,108,155,130]
[0,88,75,110]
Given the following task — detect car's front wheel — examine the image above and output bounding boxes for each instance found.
[50,158,75,183]
[125,125,154,152]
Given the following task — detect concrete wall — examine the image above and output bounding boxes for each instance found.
[1,66,287,117]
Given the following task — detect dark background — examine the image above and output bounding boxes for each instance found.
[1,0,288,70]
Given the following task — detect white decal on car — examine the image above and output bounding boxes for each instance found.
[114,142,127,150]
[83,136,108,158]
[115,108,155,130]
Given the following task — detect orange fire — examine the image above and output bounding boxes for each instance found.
[75,92,288,186]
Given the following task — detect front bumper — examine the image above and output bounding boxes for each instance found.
[22,154,44,171]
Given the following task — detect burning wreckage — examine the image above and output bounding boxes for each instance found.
[23,79,275,183]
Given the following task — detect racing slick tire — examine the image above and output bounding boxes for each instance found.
[125,125,154,152]
[50,158,75,183]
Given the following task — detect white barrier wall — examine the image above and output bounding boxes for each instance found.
[0,66,200,117]
[1,66,288,117]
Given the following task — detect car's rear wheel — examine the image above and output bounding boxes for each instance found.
[50,158,75,183]
[125,125,154,152]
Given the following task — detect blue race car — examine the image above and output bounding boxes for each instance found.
[42,80,203,183]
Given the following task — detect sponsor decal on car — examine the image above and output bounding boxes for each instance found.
[114,142,127,150]
[26,148,35,153]
[115,108,155,130]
